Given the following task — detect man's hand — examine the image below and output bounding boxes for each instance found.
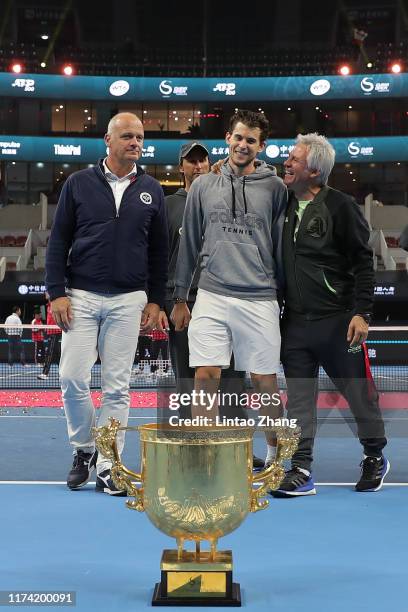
[157,310,169,331]
[51,297,73,332]
[170,303,191,331]
[211,158,227,174]
[347,315,369,346]
[141,303,160,331]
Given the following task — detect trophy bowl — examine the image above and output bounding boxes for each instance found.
[94,418,299,605]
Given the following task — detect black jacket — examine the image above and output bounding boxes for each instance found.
[46,160,168,305]
[165,187,199,301]
[283,186,374,318]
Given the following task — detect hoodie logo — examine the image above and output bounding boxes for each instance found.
[140,192,152,205]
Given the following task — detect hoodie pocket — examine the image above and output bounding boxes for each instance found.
[206,241,269,289]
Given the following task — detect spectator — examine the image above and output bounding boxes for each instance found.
[37,297,61,380]
[31,309,45,366]
[4,306,26,366]
[134,330,152,373]
[149,328,169,375]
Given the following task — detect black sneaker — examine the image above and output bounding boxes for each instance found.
[269,466,316,498]
[95,469,127,496]
[67,449,97,490]
[355,456,390,492]
[252,455,264,471]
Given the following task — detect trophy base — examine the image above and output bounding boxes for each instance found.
[151,549,241,607]
[152,582,241,607]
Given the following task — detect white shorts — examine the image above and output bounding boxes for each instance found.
[188,289,281,374]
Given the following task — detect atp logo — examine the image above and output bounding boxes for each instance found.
[140,192,152,205]
[11,78,35,92]
[212,83,236,95]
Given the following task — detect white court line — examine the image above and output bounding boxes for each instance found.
[0,415,155,419]
[370,326,408,331]
[0,368,39,375]
[1,481,407,486]
[315,482,408,486]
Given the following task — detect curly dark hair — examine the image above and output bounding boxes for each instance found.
[228,109,269,142]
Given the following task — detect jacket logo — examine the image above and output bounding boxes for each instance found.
[140,192,152,205]
[306,216,327,238]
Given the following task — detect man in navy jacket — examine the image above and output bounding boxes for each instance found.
[46,113,168,495]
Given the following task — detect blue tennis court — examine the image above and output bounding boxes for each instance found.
[1,331,407,611]
[1,475,407,611]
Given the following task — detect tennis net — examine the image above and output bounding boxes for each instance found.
[0,324,407,392]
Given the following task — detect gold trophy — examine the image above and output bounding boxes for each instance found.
[94,418,299,606]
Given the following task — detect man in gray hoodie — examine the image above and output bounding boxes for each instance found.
[172,109,287,464]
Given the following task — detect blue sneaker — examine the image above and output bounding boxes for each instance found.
[270,466,316,498]
[355,456,390,492]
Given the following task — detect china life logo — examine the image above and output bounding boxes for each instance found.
[159,80,188,97]
[360,77,390,96]
[347,141,374,158]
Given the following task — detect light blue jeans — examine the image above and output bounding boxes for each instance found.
[59,288,147,473]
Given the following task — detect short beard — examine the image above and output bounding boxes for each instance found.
[231,153,253,168]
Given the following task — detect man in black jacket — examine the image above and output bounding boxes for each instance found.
[46,112,168,495]
[272,133,389,497]
[161,142,210,409]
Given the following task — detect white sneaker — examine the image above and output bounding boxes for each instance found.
[37,373,48,380]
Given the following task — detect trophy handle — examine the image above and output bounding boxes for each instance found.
[92,417,144,512]
[250,426,300,513]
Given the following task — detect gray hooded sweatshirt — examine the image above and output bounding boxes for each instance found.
[173,160,287,301]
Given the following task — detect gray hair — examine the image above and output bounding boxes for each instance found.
[296,133,335,184]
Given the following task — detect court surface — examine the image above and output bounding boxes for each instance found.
[1,395,407,611]
[0,483,406,612]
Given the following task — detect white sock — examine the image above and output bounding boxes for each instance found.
[363,454,381,461]
[296,467,310,476]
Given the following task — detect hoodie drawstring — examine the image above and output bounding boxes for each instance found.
[230,176,236,220]
[242,176,248,216]
[230,175,248,220]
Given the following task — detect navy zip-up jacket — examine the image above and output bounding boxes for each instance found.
[45,160,168,305]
